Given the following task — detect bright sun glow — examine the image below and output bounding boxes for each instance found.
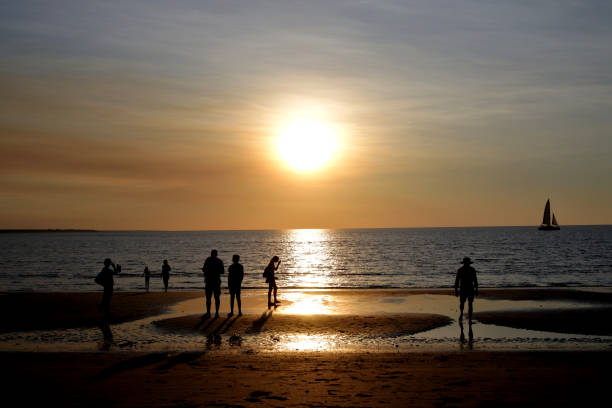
[277,118,339,171]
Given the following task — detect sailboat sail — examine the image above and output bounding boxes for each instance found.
[539,199,560,230]
[542,199,551,225]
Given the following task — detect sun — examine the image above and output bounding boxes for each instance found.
[277,118,340,172]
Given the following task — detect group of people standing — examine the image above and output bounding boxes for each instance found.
[142,259,172,292]
[95,251,283,319]
[96,253,479,324]
[200,250,281,318]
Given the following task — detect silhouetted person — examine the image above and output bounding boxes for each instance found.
[455,257,479,323]
[143,266,151,292]
[161,260,171,292]
[95,258,120,318]
[202,249,224,318]
[228,254,244,316]
[264,256,281,307]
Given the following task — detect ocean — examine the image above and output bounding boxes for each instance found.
[1,226,611,292]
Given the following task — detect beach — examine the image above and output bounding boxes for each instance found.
[5,351,611,407]
[1,288,612,406]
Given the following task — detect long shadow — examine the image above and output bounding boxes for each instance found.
[213,316,243,334]
[93,353,167,381]
[199,315,219,333]
[220,315,240,334]
[156,352,206,370]
[246,309,274,334]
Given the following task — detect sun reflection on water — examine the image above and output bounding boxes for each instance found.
[280,292,335,314]
[277,334,339,351]
[282,229,338,289]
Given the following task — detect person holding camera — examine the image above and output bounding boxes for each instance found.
[263,256,281,307]
[95,258,121,318]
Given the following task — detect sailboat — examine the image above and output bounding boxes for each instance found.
[538,199,560,230]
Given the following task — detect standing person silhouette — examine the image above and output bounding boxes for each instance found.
[202,249,224,318]
[264,256,281,307]
[455,257,479,323]
[143,266,151,292]
[227,254,244,316]
[95,258,120,318]
[161,260,171,292]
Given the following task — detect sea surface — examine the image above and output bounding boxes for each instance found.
[1,226,611,292]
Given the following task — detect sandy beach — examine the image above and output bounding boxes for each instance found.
[4,351,611,407]
[2,288,612,406]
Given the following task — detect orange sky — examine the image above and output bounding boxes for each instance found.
[1,1,611,229]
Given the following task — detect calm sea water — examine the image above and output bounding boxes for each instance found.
[1,227,611,292]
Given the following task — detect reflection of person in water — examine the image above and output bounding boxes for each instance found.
[143,266,151,292]
[161,260,171,292]
[459,318,474,348]
[227,254,244,316]
[264,256,281,307]
[202,249,224,318]
[455,257,479,322]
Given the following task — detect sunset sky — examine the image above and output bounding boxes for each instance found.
[1,1,611,229]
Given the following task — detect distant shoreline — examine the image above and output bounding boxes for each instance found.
[1,225,610,233]
[0,229,98,233]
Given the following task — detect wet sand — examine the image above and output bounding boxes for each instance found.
[475,307,612,336]
[154,312,452,337]
[4,351,611,407]
[2,288,612,336]
[0,291,201,333]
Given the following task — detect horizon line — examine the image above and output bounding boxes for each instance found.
[2,224,611,233]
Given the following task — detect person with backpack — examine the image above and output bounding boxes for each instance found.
[227,254,244,316]
[95,258,121,318]
[263,256,281,307]
[202,249,224,318]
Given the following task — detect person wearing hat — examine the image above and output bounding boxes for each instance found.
[454,257,479,322]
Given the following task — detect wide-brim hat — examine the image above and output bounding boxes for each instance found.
[461,257,473,264]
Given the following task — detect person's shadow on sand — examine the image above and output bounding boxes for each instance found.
[459,320,474,349]
[99,323,113,351]
[246,309,274,334]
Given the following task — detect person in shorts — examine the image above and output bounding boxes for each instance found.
[227,254,244,316]
[202,249,224,318]
[454,256,479,323]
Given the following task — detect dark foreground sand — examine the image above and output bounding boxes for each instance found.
[4,351,611,407]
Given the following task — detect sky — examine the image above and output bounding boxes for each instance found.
[1,0,611,229]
